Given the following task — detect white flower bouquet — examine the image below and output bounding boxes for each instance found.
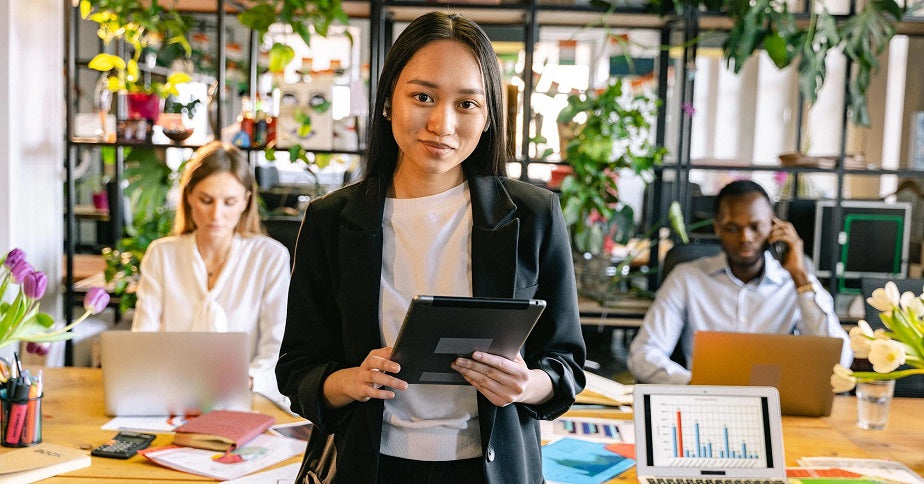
[831,281,924,392]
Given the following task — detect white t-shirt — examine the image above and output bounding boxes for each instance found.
[379,182,482,461]
[132,232,291,402]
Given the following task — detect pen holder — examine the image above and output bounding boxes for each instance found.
[0,390,43,447]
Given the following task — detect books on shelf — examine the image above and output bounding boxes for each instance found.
[0,442,91,483]
[172,410,275,452]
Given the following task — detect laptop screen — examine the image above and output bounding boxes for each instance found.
[642,393,774,468]
[634,385,786,480]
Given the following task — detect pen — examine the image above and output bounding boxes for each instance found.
[23,378,38,444]
[13,352,23,377]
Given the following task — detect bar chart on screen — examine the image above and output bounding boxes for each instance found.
[648,394,770,469]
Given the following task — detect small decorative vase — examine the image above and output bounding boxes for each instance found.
[126,92,162,124]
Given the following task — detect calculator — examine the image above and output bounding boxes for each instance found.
[91,431,157,459]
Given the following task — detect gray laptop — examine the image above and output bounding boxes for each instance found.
[689,331,843,416]
[101,331,252,416]
[634,385,788,484]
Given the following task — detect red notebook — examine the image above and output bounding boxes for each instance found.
[172,410,275,451]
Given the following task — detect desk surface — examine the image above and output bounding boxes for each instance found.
[569,396,924,482]
[7,367,304,482]
[6,368,923,482]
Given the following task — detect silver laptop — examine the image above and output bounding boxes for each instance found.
[634,385,788,484]
[101,331,252,416]
[689,331,843,416]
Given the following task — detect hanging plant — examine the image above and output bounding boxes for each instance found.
[625,0,907,127]
[238,0,351,72]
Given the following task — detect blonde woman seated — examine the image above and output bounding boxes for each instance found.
[133,141,290,403]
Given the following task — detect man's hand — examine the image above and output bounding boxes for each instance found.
[770,216,811,287]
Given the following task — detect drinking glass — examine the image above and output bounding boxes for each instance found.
[856,380,895,430]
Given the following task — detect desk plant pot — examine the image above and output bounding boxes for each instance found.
[127,92,161,124]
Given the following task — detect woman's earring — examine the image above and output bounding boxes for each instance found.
[382,99,391,121]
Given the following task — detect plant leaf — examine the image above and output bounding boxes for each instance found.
[269,43,296,73]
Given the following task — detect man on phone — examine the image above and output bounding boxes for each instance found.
[627,180,851,384]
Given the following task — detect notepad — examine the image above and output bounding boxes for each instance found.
[173,410,275,451]
[0,442,91,483]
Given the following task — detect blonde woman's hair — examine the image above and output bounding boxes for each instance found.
[173,141,263,236]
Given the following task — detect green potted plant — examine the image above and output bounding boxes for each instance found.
[557,78,666,256]
[556,78,667,302]
[646,0,907,127]
[88,53,192,123]
[237,0,350,72]
[81,0,192,125]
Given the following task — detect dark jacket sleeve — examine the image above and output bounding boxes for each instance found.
[512,183,586,420]
[276,197,352,433]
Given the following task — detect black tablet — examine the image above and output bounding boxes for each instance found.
[390,295,546,385]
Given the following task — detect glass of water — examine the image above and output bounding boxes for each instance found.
[855,380,895,430]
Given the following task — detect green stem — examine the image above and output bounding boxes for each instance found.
[39,310,93,338]
[852,368,924,382]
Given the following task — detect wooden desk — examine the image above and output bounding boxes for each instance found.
[579,296,649,329]
[8,368,922,482]
[567,396,924,482]
[2,367,304,482]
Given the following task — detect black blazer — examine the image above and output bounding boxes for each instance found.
[277,173,586,483]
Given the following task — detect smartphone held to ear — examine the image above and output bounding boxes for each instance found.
[767,241,788,261]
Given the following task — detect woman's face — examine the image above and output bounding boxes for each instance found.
[187,171,249,239]
[390,39,489,196]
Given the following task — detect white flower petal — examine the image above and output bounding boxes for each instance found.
[868,339,906,374]
[885,281,900,305]
[857,320,874,336]
[830,364,856,393]
[904,295,924,316]
[849,328,872,358]
[868,288,894,313]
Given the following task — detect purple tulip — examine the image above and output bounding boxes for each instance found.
[10,260,33,284]
[26,341,50,356]
[3,248,25,269]
[23,271,48,300]
[84,287,110,314]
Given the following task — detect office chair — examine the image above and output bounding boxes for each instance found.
[860,277,924,398]
[263,217,302,268]
[659,242,722,285]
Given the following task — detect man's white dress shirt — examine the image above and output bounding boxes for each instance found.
[627,252,852,384]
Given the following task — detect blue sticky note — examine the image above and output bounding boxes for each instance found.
[542,437,635,484]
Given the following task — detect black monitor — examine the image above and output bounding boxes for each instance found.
[812,201,911,286]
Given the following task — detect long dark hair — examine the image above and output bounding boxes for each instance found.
[362,12,508,190]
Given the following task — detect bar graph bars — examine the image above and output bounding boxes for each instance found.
[649,394,768,469]
[670,412,759,459]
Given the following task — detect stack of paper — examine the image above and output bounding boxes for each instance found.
[140,434,304,481]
